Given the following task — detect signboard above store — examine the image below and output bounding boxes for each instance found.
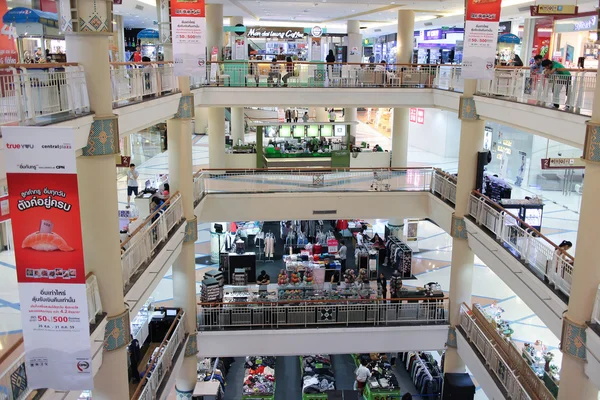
[424,29,444,40]
[247,27,305,39]
[540,157,585,169]
[530,4,578,16]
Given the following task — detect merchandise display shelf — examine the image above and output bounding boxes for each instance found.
[299,355,335,399]
[242,356,276,400]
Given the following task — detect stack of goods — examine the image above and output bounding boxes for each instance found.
[386,237,412,278]
[205,269,224,300]
[300,355,335,396]
[484,174,512,202]
[232,268,248,286]
[201,277,223,302]
[399,352,442,399]
[198,358,234,394]
[355,354,401,397]
[243,356,276,399]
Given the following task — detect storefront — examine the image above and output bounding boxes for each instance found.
[2,7,65,63]
[414,28,464,64]
[497,33,521,65]
[136,28,162,61]
[552,14,599,68]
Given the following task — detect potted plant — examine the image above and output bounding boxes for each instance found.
[543,352,554,372]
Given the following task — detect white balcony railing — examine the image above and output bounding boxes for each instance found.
[121,192,184,286]
[194,168,433,194]
[0,63,90,125]
[468,190,574,297]
[431,168,457,204]
[198,298,449,330]
[477,68,596,114]
[110,62,179,106]
[459,304,533,400]
[133,310,186,400]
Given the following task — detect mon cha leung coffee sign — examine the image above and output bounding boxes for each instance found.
[248,27,305,39]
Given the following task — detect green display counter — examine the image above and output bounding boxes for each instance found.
[300,356,330,400]
[351,354,402,400]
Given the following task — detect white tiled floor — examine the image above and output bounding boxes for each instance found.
[0,123,578,400]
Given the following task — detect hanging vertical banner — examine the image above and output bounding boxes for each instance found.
[170,0,206,76]
[0,0,18,64]
[3,127,92,390]
[462,0,503,79]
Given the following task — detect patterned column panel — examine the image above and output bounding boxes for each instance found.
[83,116,120,156]
[387,223,402,238]
[104,308,131,351]
[447,326,457,348]
[451,214,468,240]
[184,333,198,357]
[561,316,587,361]
[584,121,600,163]
[458,97,478,120]
[184,217,198,243]
[175,388,193,399]
[58,0,113,33]
[175,95,195,120]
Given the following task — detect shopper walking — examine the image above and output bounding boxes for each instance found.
[377,272,387,300]
[328,108,336,122]
[292,108,298,122]
[354,358,371,395]
[285,108,292,122]
[326,49,336,80]
[126,164,139,209]
[338,240,347,274]
[302,111,309,122]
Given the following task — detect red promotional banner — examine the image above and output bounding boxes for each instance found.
[170,0,205,17]
[3,127,92,391]
[0,194,9,222]
[466,0,502,22]
[0,0,18,64]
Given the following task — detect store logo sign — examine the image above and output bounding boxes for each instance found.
[311,26,323,37]
[574,16,596,31]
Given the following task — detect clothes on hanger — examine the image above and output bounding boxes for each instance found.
[264,232,275,258]
[399,352,442,399]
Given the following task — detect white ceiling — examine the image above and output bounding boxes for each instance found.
[114,0,598,34]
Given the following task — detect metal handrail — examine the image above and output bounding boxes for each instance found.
[198,296,449,306]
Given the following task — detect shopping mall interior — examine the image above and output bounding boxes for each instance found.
[1,0,600,400]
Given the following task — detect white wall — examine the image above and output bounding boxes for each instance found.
[349,151,390,168]
[408,108,461,159]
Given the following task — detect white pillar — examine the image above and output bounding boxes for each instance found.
[444,80,484,373]
[231,107,245,145]
[208,107,225,169]
[121,135,131,157]
[195,107,208,134]
[347,20,362,64]
[66,18,129,398]
[115,15,125,62]
[520,18,535,62]
[206,4,224,60]
[556,63,600,400]
[316,107,329,122]
[397,10,415,64]
[167,78,198,396]
[391,108,409,167]
[344,108,357,145]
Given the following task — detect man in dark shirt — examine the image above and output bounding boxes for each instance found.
[257,270,270,284]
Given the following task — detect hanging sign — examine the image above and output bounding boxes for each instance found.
[540,157,585,169]
[3,127,92,391]
[462,0,502,80]
[409,108,425,124]
[170,0,206,76]
[247,27,305,39]
[530,5,578,16]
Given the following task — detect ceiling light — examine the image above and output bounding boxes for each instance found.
[391,1,395,3]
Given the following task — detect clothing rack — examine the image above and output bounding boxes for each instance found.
[386,236,413,278]
[400,352,442,399]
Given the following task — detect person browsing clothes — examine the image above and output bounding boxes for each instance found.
[355,358,371,395]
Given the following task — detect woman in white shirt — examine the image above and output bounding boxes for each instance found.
[355,359,371,394]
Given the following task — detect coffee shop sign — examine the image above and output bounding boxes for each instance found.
[248,28,305,39]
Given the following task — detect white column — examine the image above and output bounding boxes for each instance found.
[316,107,329,121]
[556,63,600,400]
[167,78,198,395]
[115,15,125,62]
[231,107,245,145]
[195,107,208,134]
[206,4,224,60]
[67,25,129,399]
[121,135,131,157]
[347,20,362,64]
[391,108,409,167]
[396,10,415,64]
[520,18,535,62]
[344,108,357,145]
[208,107,225,169]
[444,80,484,373]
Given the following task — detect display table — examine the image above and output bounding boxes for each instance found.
[134,193,157,219]
[350,354,401,400]
[500,198,544,231]
[193,381,221,398]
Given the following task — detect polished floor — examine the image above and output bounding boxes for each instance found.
[0,122,580,399]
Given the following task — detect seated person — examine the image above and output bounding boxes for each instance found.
[158,183,170,199]
[267,58,281,86]
[256,270,271,284]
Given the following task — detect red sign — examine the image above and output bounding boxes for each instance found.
[3,127,92,390]
[540,158,585,169]
[0,0,18,64]
[466,0,502,22]
[170,0,205,17]
[410,108,425,124]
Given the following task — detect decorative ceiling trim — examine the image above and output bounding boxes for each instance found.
[321,4,403,23]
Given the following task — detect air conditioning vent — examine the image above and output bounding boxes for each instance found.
[424,22,433,26]
[518,6,529,12]
[135,4,144,10]
[374,28,382,32]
